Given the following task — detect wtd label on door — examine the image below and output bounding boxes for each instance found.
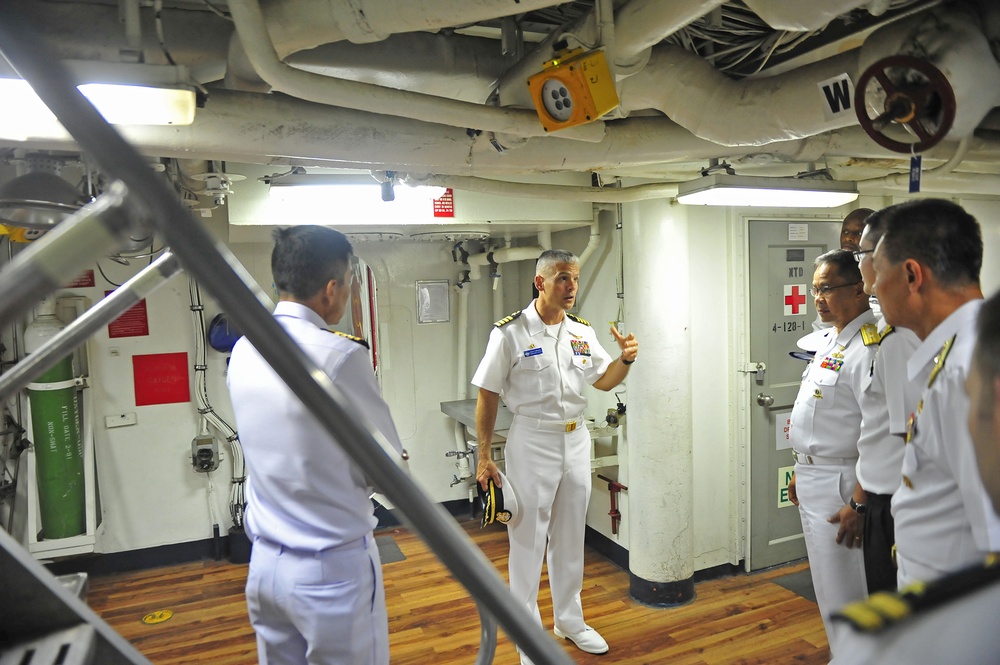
[778,465,795,508]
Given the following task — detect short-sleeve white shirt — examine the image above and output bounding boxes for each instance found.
[471,300,613,420]
[227,301,404,552]
[892,299,1000,580]
[856,322,921,495]
[790,310,876,458]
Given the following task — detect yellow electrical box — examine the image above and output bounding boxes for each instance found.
[0,225,45,242]
[527,48,619,132]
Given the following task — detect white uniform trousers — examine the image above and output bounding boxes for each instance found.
[794,461,868,656]
[505,416,592,639]
[246,534,388,665]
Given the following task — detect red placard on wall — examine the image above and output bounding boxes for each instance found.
[133,352,190,406]
[106,290,150,338]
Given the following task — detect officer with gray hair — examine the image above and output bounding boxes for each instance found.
[471,248,638,664]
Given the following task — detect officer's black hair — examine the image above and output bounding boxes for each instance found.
[271,226,353,300]
[815,248,861,284]
[879,198,982,288]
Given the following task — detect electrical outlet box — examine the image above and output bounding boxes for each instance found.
[191,435,219,473]
[105,412,137,429]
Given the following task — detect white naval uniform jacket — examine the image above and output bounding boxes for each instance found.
[893,299,1000,583]
[227,301,404,552]
[471,300,613,420]
[790,310,877,458]
[856,321,921,495]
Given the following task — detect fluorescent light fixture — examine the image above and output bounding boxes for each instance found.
[267,181,448,225]
[676,174,858,208]
[0,60,196,141]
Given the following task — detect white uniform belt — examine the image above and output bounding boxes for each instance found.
[513,414,585,433]
[792,450,858,466]
[253,534,369,558]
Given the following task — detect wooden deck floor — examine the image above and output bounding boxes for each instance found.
[86,520,829,664]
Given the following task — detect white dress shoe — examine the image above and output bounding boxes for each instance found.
[553,625,609,654]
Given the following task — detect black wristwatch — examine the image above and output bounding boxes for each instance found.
[850,498,867,515]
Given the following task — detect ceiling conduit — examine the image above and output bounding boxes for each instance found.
[227,0,606,142]
[741,0,885,31]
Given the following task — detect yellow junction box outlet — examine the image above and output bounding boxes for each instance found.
[527,48,619,132]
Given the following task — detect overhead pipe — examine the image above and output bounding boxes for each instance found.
[742,0,886,31]
[466,246,545,281]
[227,0,607,143]
[578,206,605,268]
[255,0,567,53]
[14,87,1000,187]
[619,45,862,146]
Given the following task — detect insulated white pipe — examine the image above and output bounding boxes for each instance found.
[257,0,567,52]
[578,208,604,268]
[452,282,473,481]
[537,230,552,251]
[228,0,606,143]
[743,0,877,31]
[619,45,861,147]
[466,246,545,281]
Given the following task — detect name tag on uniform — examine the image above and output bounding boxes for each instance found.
[523,347,543,357]
[570,339,591,356]
[819,356,843,372]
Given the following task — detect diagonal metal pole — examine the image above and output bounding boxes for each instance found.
[0,252,181,405]
[0,9,572,665]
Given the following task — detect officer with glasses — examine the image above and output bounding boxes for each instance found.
[847,211,921,595]
[787,248,876,658]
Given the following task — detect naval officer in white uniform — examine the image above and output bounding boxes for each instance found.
[829,284,1000,664]
[851,211,921,593]
[228,226,405,665]
[472,249,638,664]
[868,198,1000,589]
[788,248,875,656]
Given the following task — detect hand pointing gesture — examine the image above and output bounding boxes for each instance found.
[611,325,638,364]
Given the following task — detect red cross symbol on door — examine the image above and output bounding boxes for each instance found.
[784,285,806,316]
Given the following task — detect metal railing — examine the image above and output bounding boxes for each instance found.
[0,8,573,665]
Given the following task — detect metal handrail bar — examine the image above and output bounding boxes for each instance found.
[0,252,181,406]
[474,601,499,665]
[0,10,570,665]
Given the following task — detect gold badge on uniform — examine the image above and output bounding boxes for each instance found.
[813,389,823,399]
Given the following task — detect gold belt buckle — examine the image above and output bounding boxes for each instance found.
[565,421,577,432]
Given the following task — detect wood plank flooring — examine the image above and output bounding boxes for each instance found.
[86,520,829,664]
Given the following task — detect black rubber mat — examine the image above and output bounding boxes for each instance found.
[376,534,405,564]
[771,568,817,603]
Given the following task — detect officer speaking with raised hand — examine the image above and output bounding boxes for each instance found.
[471,249,637,664]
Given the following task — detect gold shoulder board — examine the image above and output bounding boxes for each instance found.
[330,330,370,349]
[834,554,1000,634]
[494,310,523,328]
[860,322,881,347]
[927,334,956,388]
[566,312,591,327]
[879,325,895,344]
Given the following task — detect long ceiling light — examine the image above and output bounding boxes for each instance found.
[0,60,197,141]
[676,174,859,208]
[267,174,449,225]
